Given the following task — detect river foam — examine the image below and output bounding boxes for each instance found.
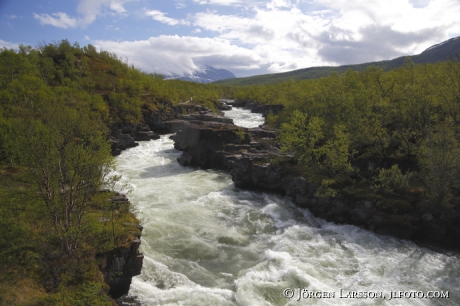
[116,108,460,306]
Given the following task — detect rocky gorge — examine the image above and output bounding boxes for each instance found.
[107,98,460,300]
[105,99,460,306]
[103,100,224,299]
[166,100,460,253]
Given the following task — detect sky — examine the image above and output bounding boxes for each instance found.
[0,0,460,77]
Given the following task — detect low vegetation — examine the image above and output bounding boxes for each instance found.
[230,58,460,206]
[0,39,228,304]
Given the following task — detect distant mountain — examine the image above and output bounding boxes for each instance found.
[214,36,460,86]
[165,66,236,83]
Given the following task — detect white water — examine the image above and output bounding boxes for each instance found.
[116,108,460,306]
[222,107,265,128]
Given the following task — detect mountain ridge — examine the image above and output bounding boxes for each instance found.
[214,36,460,86]
[165,65,236,84]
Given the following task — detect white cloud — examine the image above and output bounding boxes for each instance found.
[193,0,243,6]
[35,0,136,28]
[146,10,190,26]
[94,0,460,78]
[0,39,20,50]
[109,0,133,14]
[34,12,78,29]
[189,0,460,71]
[93,29,327,78]
[309,0,460,59]
[175,0,187,9]
[193,8,331,69]
[77,0,136,25]
[266,0,292,9]
[409,0,430,8]
[27,0,460,77]
[94,35,263,77]
[32,0,459,77]
[193,0,268,7]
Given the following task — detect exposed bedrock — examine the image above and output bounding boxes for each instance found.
[93,193,144,300]
[171,108,460,252]
[110,102,219,156]
[231,100,284,117]
[109,124,159,156]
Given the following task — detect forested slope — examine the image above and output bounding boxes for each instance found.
[230,59,460,213]
[0,40,226,305]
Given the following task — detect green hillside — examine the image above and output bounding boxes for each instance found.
[0,40,225,305]
[215,36,460,86]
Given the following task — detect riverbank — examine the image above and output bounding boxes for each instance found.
[109,98,460,252]
[0,166,143,305]
[166,101,460,253]
[114,106,460,305]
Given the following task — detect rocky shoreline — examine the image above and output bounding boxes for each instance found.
[109,98,460,288]
[168,101,460,253]
[95,193,144,300]
[99,231,143,300]
[103,101,217,300]
[109,100,217,156]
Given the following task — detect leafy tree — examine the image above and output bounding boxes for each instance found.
[0,40,231,303]
[372,165,413,195]
[280,110,323,166]
[315,179,338,198]
[418,121,460,204]
[11,100,115,255]
[366,117,391,158]
[317,124,355,176]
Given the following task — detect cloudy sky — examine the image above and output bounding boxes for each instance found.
[1,0,459,77]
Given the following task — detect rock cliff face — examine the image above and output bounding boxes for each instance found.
[170,105,460,252]
[170,113,246,168]
[99,236,144,299]
[109,99,222,156]
[110,124,160,156]
[97,193,144,300]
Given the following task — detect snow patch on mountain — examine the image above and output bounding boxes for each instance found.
[424,36,460,52]
[165,66,236,83]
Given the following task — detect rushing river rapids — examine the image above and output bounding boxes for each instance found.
[115,108,460,306]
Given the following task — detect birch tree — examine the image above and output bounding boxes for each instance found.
[13,99,114,255]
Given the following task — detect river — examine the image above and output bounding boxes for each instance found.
[115,107,460,306]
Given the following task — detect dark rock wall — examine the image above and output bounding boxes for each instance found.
[109,124,160,156]
[96,197,144,300]
[99,237,144,299]
[171,118,249,169]
[110,101,226,156]
[170,107,460,252]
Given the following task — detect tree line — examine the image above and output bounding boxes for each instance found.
[0,39,227,305]
[230,58,460,203]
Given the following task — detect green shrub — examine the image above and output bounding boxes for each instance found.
[372,165,413,195]
[315,179,338,198]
